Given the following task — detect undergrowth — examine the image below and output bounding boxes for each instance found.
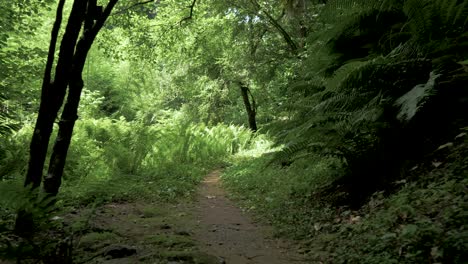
[0,109,257,262]
[222,134,468,263]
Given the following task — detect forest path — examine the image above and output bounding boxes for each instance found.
[191,169,306,264]
[75,170,306,264]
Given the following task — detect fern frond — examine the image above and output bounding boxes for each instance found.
[313,90,376,113]
[327,60,372,91]
[394,71,441,122]
[289,76,326,96]
[386,41,421,59]
[434,0,468,31]
[269,138,344,166]
[0,98,19,137]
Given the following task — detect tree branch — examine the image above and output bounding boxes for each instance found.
[180,0,197,25]
[91,0,119,36]
[111,0,156,16]
[250,0,297,53]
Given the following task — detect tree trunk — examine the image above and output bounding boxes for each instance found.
[23,0,87,190]
[44,0,119,196]
[16,0,118,234]
[43,77,83,196]
[15,0,84,235]
[240,84,257,132]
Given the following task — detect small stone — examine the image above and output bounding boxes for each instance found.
[160,223,171,229]
[102,245,137,259]
[176,231,191,236]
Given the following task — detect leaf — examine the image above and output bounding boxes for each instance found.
[401,224,418,236]
[381,232,397,239]
[395,71,441,122]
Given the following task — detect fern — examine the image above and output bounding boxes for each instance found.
[327,59,374,91]
[0,95,19,137]
[395,71,442,122]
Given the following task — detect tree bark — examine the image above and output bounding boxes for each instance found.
[43,76,84,196]
[16,0,118,233]
[44,0,119,196]
[15,0,71,235]
[24,0,87,190]
[240,84,257,132]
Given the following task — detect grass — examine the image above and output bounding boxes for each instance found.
[222,151,344,236]
[222,136,468,263]
[78,231,121,251]
[0,113,259,262]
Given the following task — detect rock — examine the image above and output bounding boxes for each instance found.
[102,245,137,259]
[176,230,191,236]
[160,223,172,229]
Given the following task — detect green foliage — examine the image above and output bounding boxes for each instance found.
[0,102,257,260]
[394,71,441,122]
[223,135,468,263]
[0,1,53,105]
[1,0,467,262]
[0,95,19,138]
[0,106,255,206]
[223,145,344,234]
[78,231,121,251]
[0,183,53,230]
[263,0,468,206]
[217,0,467,262]
[60,113,253,204]
[301,146,468,263]
[0,181,74,262]
[0,125,31,180]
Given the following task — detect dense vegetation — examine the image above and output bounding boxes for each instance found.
[1,0,467,263]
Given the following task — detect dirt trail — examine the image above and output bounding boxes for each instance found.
[192,169,305,264]
[66,169,306,264]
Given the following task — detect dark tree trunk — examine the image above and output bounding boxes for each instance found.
[44,0,119,196]
[43,77,84,196]
[23,0,84,189]
[16,0,118,234]
[240,85,257,132]
[15,0,81,235]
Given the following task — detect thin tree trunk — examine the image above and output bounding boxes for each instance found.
[240,84,257,132]
[44,0,119,196]
[43,76,84,196]
[24,0,87,190]
[23,0,65,189]
[249,0,297,53]
[15,0,81,234]
[16,0,118,233]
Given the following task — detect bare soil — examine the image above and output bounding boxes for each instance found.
[72,169,307,264]
[192,169,306,264]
